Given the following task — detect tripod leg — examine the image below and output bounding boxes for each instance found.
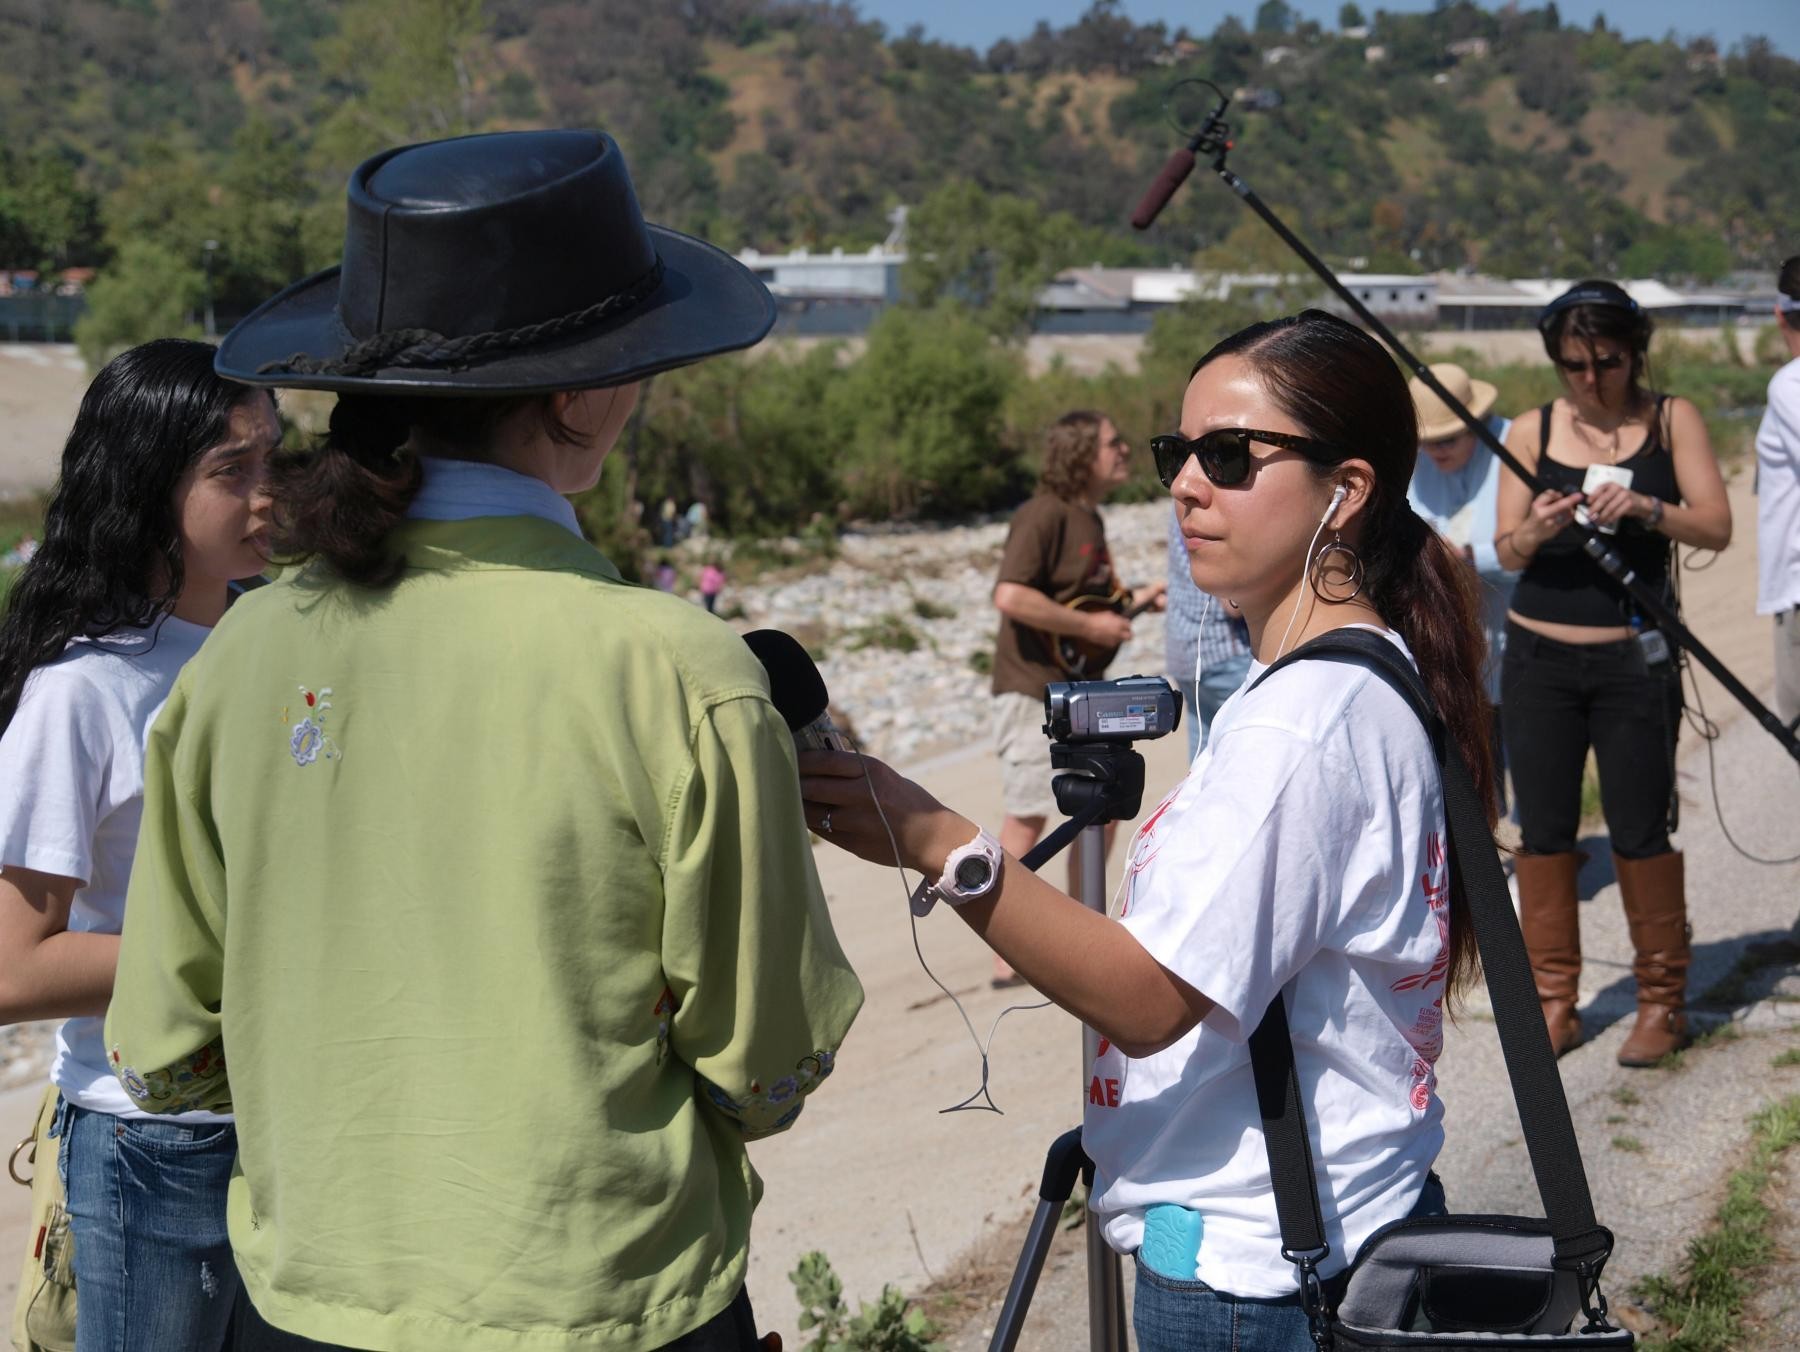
[1076,822,1128,1352]
[1085,1214,1127,1351]
[990,1129,1089,1352]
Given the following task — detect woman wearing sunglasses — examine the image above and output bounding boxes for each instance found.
[1493,280,1730,1067]
[802,310,1492,1350]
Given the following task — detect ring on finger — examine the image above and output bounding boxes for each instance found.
[820,811,833,835]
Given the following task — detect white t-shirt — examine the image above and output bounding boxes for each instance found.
[1755,358,1800,615]
[1085,628,1449,1298]
[0,615,228,1121]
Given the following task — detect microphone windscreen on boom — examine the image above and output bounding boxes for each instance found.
[743,629,849,751]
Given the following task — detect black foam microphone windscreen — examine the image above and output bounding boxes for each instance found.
[743,629,848,750]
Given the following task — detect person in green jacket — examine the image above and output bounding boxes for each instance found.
[102,130,864,1352]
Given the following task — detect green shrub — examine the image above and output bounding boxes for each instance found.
[790,1251,942,1352]
[848,613,922,653]
[828,307,1025,519]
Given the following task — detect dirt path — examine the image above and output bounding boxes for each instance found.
[0,346,86,496]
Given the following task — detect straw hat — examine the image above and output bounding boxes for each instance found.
[1408,363,1498,443]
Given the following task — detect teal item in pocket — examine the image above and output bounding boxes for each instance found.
[1139,1203,1205,1280]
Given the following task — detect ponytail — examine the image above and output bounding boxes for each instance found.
[267,397,423,589]
[267,392,582,589]
[1362,501,1493,1008]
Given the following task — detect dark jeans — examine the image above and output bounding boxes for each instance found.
[1500,623,1682,859]
[1132,1173,1449,1352]
[233,1285,761,1351]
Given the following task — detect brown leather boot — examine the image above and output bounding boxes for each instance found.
[1515,851,1584,1057]
[1615,850,1691,1067]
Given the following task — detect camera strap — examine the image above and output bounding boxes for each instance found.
[1242,629,1614,1277]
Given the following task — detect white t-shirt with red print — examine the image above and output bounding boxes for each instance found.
[1083,626,1450,1298]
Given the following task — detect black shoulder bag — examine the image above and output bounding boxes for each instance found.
[1245,629,1633,1350]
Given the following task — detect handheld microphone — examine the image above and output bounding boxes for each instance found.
[743,629,851,752]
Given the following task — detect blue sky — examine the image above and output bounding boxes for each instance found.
[862,1,1798,57]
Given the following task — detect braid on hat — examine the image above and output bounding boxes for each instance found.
[260,257,666,379]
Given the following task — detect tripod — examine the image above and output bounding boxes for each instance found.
[990,739,1148,1352]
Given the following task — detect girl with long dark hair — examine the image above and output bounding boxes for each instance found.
[0,337,278,1350]
[801,310,1491,1350]
[1494,281,1730,1066]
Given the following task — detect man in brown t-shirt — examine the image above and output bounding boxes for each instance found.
[988,410,1166,984]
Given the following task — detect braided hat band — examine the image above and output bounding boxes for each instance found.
[259,256,666,379]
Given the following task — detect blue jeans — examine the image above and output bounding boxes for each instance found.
[1132,1173,1448,1352]
[51,1098,241,1352]
[1177,650,1254,760]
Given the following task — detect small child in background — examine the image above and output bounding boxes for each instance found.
[699,559,725,613]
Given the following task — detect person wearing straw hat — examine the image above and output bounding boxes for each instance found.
[101,129,864,1352]
[1405,363,1515,808]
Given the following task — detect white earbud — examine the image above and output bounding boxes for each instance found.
[1327,483,1348,517]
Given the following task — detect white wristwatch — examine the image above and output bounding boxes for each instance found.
[908,828,1004,917]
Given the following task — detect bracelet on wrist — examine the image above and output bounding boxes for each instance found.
[1645,496,1665,529]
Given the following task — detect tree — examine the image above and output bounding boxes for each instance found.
[1339,3,1366,28]
[311,0,491,170]
[0,151,103,272]
[1255,1,1294,36]
[74,240,204,370]
[901,181,1095,340]
[216,119,316,310]
[827,307,1022,518]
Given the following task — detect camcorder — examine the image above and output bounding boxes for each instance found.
[1042,675,1181,745]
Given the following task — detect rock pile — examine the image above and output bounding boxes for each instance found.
[728,500,1175,766]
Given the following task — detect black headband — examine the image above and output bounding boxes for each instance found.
[1537,281,1642,336]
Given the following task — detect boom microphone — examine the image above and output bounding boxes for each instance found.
[743,629,851,752]
[1130,147,1198,231]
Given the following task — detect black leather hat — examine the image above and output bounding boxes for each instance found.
[216,129,775,395]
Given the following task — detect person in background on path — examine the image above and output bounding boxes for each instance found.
[659,495,679,548]
[655,555,678,592]
[1164,503,1250,760]
[1406,363,1516,809]
[987,410,1166,987]
[687,499,710,540]
[1494,280,1731,1067]
[1758,256,1800,732]
[0,339,280,1351]
[700,557,726,614]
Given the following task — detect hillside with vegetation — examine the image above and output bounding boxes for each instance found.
[0,0,1792,550]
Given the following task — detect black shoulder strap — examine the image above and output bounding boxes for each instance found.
[1538,401,1552,452]
[1245,630,1613,1275]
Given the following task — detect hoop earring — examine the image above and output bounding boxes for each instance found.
[1310,534,1364,603]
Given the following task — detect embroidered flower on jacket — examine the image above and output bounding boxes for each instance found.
[286,685,342,766]
[290,718,324,765]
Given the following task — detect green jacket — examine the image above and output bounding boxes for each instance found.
[105,517,864,1351]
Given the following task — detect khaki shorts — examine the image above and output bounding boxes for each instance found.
[992,690,1060,820]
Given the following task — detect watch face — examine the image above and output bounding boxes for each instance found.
[954,855,994,893]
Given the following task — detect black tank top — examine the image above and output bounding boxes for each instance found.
[1508,398,1680,629]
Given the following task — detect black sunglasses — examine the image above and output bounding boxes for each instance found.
[1150,428,1350,490]
[1553,352,1627,375]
